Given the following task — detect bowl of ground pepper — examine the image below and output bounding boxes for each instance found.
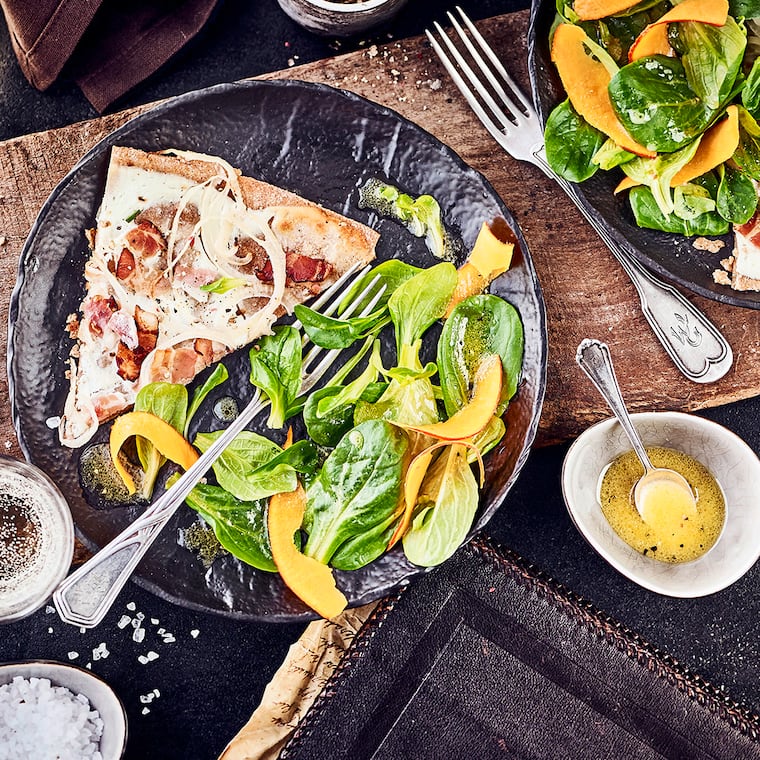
[0,456,74,623]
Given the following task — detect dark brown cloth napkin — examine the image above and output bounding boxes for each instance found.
[282,536,760,760]
[0,0,220,112]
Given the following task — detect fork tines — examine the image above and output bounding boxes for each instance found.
[426,6,541,158]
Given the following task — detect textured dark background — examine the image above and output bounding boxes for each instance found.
[3,2,760,759]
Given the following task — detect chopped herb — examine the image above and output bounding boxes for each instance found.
[200,276,247,294]
[125,209,141,222]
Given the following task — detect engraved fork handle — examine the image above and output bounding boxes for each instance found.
[53,389,264,629]
[531,149,733,384]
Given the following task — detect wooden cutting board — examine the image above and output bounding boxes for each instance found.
[0,9,757,455]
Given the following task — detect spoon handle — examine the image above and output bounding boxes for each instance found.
[575,339,653,471]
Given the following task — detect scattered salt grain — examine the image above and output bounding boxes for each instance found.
[116,615,131,630]
[132,627,145,644]
[190,629,199,639]
[141,707,150,715]
[139,688,161,705]
[151,618,159,625]
[92,643,109,661]
[126,602,136,611]
[68,652,79,660]
[0,676,103,759]
[47,627,53,634]
[45,605,55,614]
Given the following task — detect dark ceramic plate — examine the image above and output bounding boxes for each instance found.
[527,1,758,309]
[8,80,547,621]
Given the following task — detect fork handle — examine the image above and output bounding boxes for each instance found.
[53,390,265,628]
[532,151,732,384]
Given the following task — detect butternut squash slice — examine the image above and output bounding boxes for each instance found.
[445,217,514,317]
[268,484,348,620]
[387,440,485,550]
[628,23,674,62]
[629,0,729,62]
[614,105,740,193]
[574,0,641,21]
[551,24,656,158]
[110,410,199,494]
[400,354,503,441]
[672,105,739,185]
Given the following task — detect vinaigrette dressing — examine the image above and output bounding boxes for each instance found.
[598,446,725,564]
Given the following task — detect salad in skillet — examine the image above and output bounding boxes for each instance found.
[544,0,760,289]
[94,167,524,620]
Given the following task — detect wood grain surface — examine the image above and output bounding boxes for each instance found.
[0,9,757,459]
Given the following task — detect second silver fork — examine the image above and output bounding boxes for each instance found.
[426,7,732,384]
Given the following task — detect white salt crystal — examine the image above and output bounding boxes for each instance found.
[67,652,78,660]
[132,627,146,644]
[126,602,136,611]
[141,707,150,715]
[117,615,131,629]
[190,629,199,639]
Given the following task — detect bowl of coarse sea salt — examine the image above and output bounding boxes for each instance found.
[0,661,127,759]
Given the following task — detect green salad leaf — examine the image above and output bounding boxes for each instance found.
[402,444,479,568]
[303,419,410,568]
[734,106,760,179]
[717,163,759,223]
[679,16,746,110]
[544,99,606,182]
[193,431,316,501]
[181,480,276,572]
[629,185,731,235]
[438,295,524,417]
[133,382,188,499]
[609,55,718,153]
[248,325,302,429]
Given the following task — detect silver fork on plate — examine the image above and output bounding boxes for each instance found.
[426,7,732,384]
[53,262,386,628]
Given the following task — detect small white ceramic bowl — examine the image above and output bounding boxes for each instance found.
[0,456,74,623]
[277,0,408,36]
[0,661,127,759]
[562,411,760,597]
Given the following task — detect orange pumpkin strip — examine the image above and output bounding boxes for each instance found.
[268,485,348,620]
[551,24,656,158]
[672,105,739,185]
[446,219,514,317]
[629,23,674,62]
[574,0,641,21]
[401,354,503,441]
[109,410,199,494]
[614,105,739,193]
[630,0,729,62]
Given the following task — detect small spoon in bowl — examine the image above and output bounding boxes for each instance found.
[576,339,697,524]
